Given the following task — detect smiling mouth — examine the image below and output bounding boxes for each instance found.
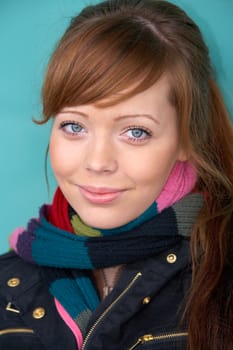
[78,186,126,204]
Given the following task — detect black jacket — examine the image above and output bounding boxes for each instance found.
[0,238,191,349]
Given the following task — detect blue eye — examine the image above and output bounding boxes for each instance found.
[125,127,151,142]
[70,124,83,133]
[130,129,145,138]
[60,121,85,135]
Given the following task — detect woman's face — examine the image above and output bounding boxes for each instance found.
[50,75,186,228]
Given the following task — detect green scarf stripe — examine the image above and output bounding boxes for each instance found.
[71,215,102,237]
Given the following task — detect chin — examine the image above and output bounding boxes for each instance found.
[80,215,129,230]
[85,219,120,230]
[75,205,139,230]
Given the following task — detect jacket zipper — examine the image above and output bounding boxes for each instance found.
[0,328,34,336]
[128,331,188,349]
[82,272,142,350]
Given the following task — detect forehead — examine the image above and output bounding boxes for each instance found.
[60,75,175,123]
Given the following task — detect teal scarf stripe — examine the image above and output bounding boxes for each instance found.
[49,277,99,319]
[93,201,158,235]
[76,274,100,308]
[32,219,93,268]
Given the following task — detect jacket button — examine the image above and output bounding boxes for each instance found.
[32,307,46,319]
[7,278,21,287]
[167,254,177,263]
[142,296,151,305]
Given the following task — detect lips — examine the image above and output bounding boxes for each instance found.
[78,185,125,204]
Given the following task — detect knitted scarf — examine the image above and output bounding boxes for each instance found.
[10,161,203,336]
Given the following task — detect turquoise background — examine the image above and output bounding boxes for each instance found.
[0,0,232,253]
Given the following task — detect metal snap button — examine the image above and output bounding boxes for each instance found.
[167,254,177,263]
[32,307,46,319]
[7,278,21,287]
[142,296,151,305]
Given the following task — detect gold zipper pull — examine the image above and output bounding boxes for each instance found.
[128,334,154,350]
[140,334,156,343]
[128,332,188,349]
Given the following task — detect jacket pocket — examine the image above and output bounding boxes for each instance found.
[128,331,188,349]
[0,328,34,336]
[0,328,45,350]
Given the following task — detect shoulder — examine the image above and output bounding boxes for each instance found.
[0,250,40,280]
[0,250,31,266]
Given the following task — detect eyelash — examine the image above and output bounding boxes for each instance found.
[59,121,152,143]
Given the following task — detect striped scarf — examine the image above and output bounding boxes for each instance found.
[10,161,202,336]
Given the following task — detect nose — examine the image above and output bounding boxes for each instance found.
[84,136,118,174]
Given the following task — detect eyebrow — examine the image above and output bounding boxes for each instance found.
[115,114,159,125]
[59,110,88,118]
[59,110,159,125]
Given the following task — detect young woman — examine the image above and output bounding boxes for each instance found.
[0,1,232,349]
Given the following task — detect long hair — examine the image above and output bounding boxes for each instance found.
[39,1,233,348]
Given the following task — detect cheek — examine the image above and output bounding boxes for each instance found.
[49,136,75,177]
[125,146,178,187]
